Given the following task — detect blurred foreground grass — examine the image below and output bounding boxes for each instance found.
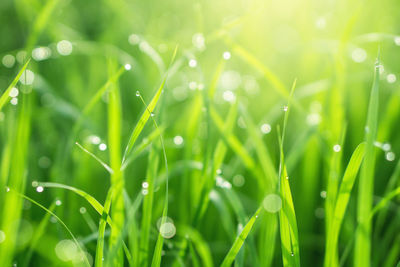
[1,0,400,266]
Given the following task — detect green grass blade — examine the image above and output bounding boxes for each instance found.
[220,207,262,267]
[278,80,300,267]
[135,92,170,267]
[96,187,113,267]
[325,143,365,267]
[355,52,380,267]
[75,142,114,174]
[122,46,177,163]
[22,202,56,267]
[107,59,124,267]
[370,186,400,218]
[139,147,159,266]
[11,190,90,267]
[180,225,214,267]
[0,59,31,111]
[0,89,32,266]
[25,0,60,52]
[38,182,112,224]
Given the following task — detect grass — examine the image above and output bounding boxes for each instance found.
[1,0,400,266]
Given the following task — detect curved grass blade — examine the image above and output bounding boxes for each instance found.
[131,89,171,267]
[370,186,400,218]
[180,225,214,267]
[355,52,380,267]
[75,142,113,174]
[137,97,170,267]
[120,126,165,171]
[36,182,132,266]
[22,202,56,267]
[0,59,31,111]
[325,143,366,267]
[220,207,262,267]
[37,182,113,225]
[10,190,90,267]
[122,46,178,164]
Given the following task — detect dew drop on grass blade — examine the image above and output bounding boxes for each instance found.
[0,59,31,111]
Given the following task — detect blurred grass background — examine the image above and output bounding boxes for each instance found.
[1,0,400,266]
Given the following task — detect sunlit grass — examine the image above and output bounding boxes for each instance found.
[1,0,400,266]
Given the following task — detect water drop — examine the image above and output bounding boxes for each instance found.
[124,64,132,70]
[57,40,73,56]
[99,143,107,151]
[79,207,86,214]
[232,174,245,187]
[16,51,27,64]
[386,152,395,161]
[142,189,148,195]
[32,47,51,61]
[6,187,10,192]
[320,191,327,199]
[55,239,78,261]
[38,156,51,168]
[9,87,19,98]
[142,182,149,189]
[351,48,367,63]
[159,222,176,239]
[382,143,391,151]
[387,74,396,84]
[32,181,38,187]
[222,90,236,103]
[291,252,294,256]
[192,33,205,50]
[128,34,140,45]
[263,194,282,213]
[19,69,34,85]
[173,135,184,146]
[136,91,140,97]
[10,98,18,105]
[2,54,15,68]
[306,113,321,126]
[283,106,288,112]
[36,186,44,193]
[189,81,197,90]
[333,144,341,152]
[260,123,271,134]
[150,113,155,117]
[188,59,197,68]
[223,51,231,60]
[395,36,400,46]
[55,200,62,206]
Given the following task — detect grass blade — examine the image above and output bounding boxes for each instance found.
[0,59,31,111]
[107,60,124,267]
[75,142,114,174]
[220,207,262,267]
[325,143,366,267]
[278,80,300,267]
[11,190,90,267]
[122,46,178,163]
[355,52,380,267]
[37,182,112,224]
